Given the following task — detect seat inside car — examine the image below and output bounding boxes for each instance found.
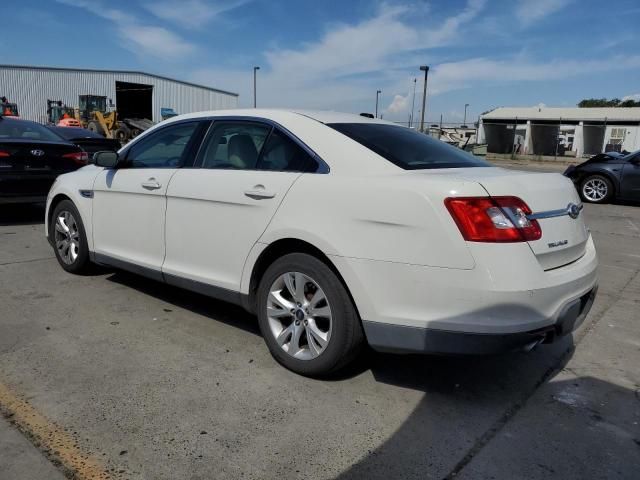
[227,134,258,169]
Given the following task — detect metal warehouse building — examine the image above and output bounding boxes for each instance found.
[0,64,238,124]
[478,107,640,158]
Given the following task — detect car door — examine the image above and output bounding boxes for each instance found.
[92,121,203,276]
[620,152,640,200]
[163,120,321,293]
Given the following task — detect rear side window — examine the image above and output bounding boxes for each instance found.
[328,123,489,170]
[257,129,319,172]
[200,122,271,170]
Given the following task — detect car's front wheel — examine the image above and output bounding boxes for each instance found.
[580,175,613,203]
[50,200,91,274]
[256,253,364,376]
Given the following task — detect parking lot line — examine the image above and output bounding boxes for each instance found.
[0,381,111,480]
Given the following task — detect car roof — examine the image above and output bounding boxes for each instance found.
[165,108,398,126]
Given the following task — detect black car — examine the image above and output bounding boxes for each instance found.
[47,126,121,157]
[564,149,640,203]
[0,116,87,204]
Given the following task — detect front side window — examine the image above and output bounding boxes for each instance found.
[257,129,318,172]
[200,122,271,170]
[328,123,490,170]
[125,122,198,168]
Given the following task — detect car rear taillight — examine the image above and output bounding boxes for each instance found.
[0,150,9,157]
[62,151,89,165]
[445,196,542,242]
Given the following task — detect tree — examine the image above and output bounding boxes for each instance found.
[578,98,640,107]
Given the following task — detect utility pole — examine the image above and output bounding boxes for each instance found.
[419,65,429,132]
[253,66,260,108]
[410,78,417,128]
[463,103,469,126]
[375,90,382,118]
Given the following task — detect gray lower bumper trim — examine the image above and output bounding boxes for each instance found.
[363,286,597,355]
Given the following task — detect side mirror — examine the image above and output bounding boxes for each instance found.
[93,151,119,168]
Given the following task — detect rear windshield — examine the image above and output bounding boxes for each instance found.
[0,119,65,142]
[49,127,102,140]
[328,123,489,170]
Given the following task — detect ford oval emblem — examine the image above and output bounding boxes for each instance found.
[567,203,582,219]
[30,149,45,157]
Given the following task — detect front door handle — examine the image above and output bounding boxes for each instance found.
[141,178,162,190]
[244,184,276,200]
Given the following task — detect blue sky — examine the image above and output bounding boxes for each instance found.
[3,0,640,123]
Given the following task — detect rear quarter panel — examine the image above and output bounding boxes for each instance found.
[260,172,486,269]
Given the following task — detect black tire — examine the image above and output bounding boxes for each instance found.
[114,127,129,144]
[256,253,364,377]
[580,174,613,204]
[50,200,91,274]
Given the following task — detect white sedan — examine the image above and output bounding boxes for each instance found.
[45,110,598,376]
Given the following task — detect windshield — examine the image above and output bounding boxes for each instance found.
[622,148,640,160]
[328,123,489,170]
[0,119,67,142]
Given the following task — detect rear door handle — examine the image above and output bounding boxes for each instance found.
[141,178,162,190]
[244,184,276,200]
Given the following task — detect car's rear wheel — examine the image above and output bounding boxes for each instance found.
[256,253,363,376]
[580,175,613,204]
[50,200,91,274]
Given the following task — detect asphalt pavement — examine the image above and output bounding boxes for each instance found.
[0,192,639,480]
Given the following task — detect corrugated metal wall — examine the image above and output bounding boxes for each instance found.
[0,66,238,124]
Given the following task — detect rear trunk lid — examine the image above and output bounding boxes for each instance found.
[0,140,83,198]
[71,138,121,156]
[449,167,589,270]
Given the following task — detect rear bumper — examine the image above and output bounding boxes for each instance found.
[363,286,597,354]
[330,234,598,354]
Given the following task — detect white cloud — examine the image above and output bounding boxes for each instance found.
[143,0,249,29]
[55,0,196,59]
[622,93,640,101]
[515,0,574,26]
[120,25,196,58]
[191,1,486,110]
[424,0,487,44]
[428,55,640,95]
[387,94,409,114]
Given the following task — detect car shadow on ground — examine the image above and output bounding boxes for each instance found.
[103,267,610,478]
[105,270,261,336]
[0,203,45,226]
[104,267,577,393]
[332,374,640,479]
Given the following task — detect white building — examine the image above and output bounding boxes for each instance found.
[1,65,238,124]
[478,107,640,158]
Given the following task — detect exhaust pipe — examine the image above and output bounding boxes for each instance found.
[522,336,545,352]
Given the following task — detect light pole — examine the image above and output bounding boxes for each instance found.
[410,77,417,128]
[253,66,260,108]
[375,90,382,118]
[463,103,469,126]
[419,65,429,132]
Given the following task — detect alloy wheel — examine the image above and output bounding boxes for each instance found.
[582,178,608,202]
[266,272,332,360]
[54,210,80,265]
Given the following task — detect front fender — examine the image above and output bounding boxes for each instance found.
[45,166,102,250]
